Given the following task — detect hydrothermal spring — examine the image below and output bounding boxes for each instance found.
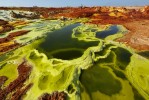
[0,19,149,100]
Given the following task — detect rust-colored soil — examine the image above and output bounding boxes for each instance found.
[117,20,149,51]
[0,25,14,34]
[0,19,14,34]
[0,60,32,100]
[0,42,19,52]
[0,30,30,44]
[0,76,8,89]
[0,19,8,25]
[39,91,67,100]
[0,30,30,53]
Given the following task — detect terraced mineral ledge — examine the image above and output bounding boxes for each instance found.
[0,6,149,100]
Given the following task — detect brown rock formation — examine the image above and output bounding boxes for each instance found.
[39,91,67,100]
[11,11,40,19]
[0,60,32,100]
[0,19,8,26]
[0,25,14,34]
[0,19,14,34]
[0,30,30,53]
[8,30,30,38]
[0,76,8,89]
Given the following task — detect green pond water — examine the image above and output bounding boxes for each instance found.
[96,25,119,39]
[0,19,149,100]
[38,23,99,60]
